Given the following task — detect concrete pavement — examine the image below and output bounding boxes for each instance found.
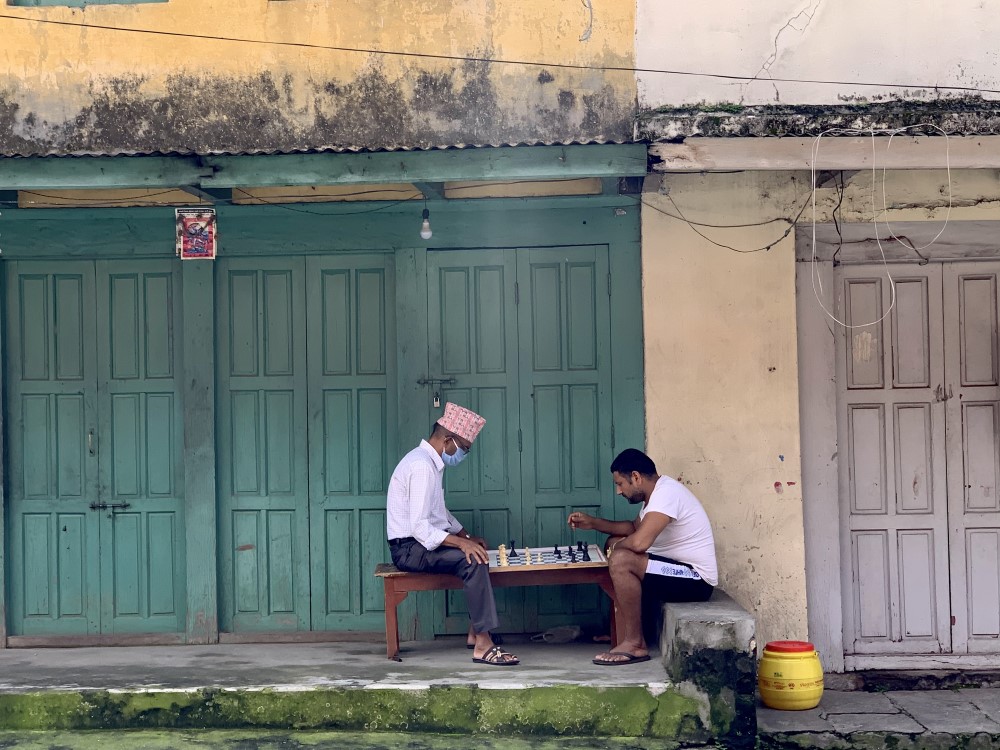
[759,687,1000,749]
[0,639,998,748]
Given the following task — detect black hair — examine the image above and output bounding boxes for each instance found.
[610,448,657,478]
[429,422,447,439]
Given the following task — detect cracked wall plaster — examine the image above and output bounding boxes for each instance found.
[636,0,1000,106]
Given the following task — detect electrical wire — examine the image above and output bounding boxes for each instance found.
[808,125,953,330]
[640,197,800,228]
[655,191,812,253]
[1,12,1000,95]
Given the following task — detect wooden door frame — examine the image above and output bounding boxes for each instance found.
[797,221,1000,672]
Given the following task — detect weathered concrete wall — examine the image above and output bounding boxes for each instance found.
[642,170,810,651]
[636,0,1000,106]
[642,167,1000,654]
[0,0,635,155]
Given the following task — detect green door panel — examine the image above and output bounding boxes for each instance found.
[217,258,310,632]
[6,260,185,636]
[517,246,614,632]
[7,262,101,635]
[96,261,186,634]
[426,250,524,634]
[306,254,397,632]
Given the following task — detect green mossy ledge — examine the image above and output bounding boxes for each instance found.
[0,686,708,741]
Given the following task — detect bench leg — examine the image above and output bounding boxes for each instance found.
[384,583,409,661]
[598,580,619,645]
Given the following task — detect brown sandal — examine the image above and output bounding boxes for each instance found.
[472,645,520,666]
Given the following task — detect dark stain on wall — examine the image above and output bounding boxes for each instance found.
[0,59,634,156]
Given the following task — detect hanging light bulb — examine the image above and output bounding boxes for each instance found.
[420,207,433,240]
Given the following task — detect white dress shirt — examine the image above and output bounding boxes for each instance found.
[386,440,462,550]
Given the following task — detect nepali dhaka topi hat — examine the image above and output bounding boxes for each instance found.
[437,402,486,443]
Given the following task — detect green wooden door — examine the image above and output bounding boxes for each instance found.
[427,249,525,632]
[218,254,397,633]
[6,260,185,636]
[217,258,310,632]
[426,246,614,635]
[516,246,614,632]
[306,255,397,631]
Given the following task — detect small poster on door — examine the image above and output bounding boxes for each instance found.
[175,208,217,260]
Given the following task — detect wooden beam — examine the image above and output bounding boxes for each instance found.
[0,145,647,191]
[179,187,232,204]
[650,137,1000,172]
[202,145,648,188]
[797,220,1000,263]
[0,156,210,190]
[412,182,445,200]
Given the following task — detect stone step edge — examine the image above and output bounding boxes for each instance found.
[0,684,718,741]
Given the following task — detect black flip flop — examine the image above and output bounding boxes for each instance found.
[473,645,520,666]
[592,651,651,666]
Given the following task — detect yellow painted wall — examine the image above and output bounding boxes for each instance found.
[641,167,1000,648]
[0,0,636,154]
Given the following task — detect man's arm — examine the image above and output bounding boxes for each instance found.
[615,511,671,554]
[568,511,636,538]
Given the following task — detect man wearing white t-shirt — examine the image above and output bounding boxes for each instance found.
[568,448,717,666]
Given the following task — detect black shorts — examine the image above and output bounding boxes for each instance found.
[641,553,714,604]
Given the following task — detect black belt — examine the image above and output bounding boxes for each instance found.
[389,537,416,547]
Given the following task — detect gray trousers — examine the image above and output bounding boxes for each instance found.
[390,539,500,634]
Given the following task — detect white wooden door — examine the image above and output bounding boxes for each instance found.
[838,260,1000,658]
[944,261,1000,654]
[836,264,951,654]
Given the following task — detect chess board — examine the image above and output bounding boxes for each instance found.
[488,544,607,571]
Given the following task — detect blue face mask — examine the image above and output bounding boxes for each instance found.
[442,438,468,468]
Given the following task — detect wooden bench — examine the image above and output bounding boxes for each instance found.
[375,560,619,660]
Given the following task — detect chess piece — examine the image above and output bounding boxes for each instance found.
[536,552,543,564]
[554,547,562,559]
[524,547,533,565]
[582,545,591,562]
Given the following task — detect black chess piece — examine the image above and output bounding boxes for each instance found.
[509,540,518,558]
[554,546,562,559]
[577,541,585,552]
[582,545,591,562]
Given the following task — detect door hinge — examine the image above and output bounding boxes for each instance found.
[518,429,523,453]
[515,282,520,305]
[607,273,612,297]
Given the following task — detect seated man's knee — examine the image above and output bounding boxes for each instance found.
[608,549,637,576]
[604,535,626,554]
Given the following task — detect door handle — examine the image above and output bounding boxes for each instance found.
[87,429,96,456]
[88,502,131,512]
[417,377,456,408]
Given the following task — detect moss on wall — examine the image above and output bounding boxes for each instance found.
[0,685,711,741]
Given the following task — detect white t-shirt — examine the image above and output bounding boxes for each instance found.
[640,475,718,586]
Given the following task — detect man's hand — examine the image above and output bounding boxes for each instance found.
[458,536,489,564]
[568,511,596,530]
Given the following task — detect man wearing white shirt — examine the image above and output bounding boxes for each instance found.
[386,402,519,666]
[568,448,717,666]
